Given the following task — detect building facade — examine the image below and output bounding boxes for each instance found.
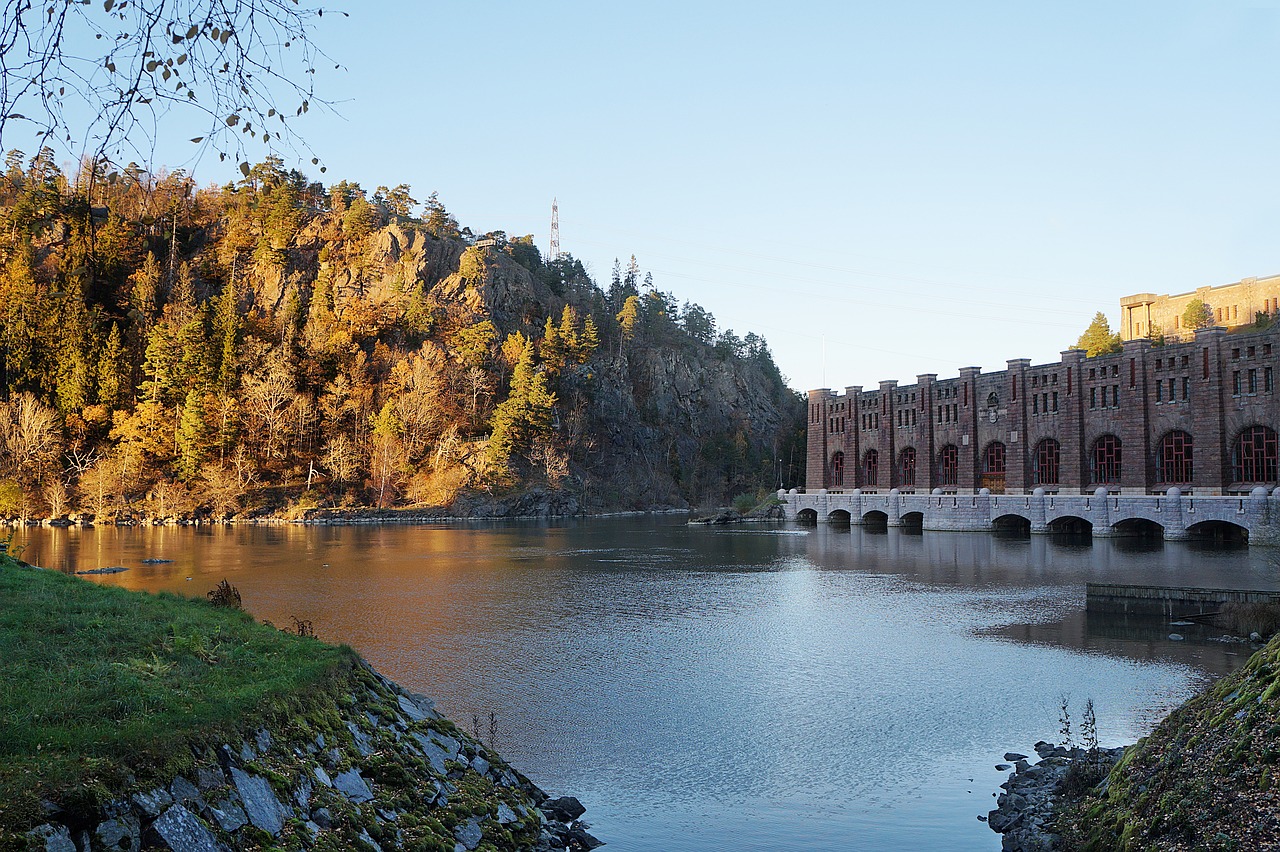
[1121,274,1280,341]
[806,325,1280,497]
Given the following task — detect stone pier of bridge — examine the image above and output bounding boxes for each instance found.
[777,487,1280,546]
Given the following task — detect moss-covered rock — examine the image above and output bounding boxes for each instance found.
[1059,633,1280,850]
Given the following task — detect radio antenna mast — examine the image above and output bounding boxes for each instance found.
[549,198,560,262]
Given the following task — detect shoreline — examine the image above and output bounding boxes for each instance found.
[8,559,603,851]
[1,506,696,529]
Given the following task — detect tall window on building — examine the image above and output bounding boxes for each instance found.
[1156,431,1193,484]
[830,452,844,488]
[937,445,958,486]
[980,441,1006,493]
[863,450,879,485]
[1090,434,1122,484]
[1232,426,1279,483]
[1033,439,1060,486]
[898,447,917,487]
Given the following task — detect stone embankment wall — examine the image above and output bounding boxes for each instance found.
[781,487,1280,546]
[20,662,599,852]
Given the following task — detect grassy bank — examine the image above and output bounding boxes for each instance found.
[0,555,356,834]
[1060,631,1280,850]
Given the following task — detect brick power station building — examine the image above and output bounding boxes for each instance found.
[806,322,1280,497]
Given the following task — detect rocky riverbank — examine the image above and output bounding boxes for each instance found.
[985,742,1124,851]
[15,656,601,852]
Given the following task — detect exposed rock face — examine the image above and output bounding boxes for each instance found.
[23,661,600,851]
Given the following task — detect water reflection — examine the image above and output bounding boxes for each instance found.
[10,519,1278,852]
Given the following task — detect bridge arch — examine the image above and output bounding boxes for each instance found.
[992,513,1030,535]
[1187,519,1249,545]
[1047,515,1092,535]
[796,508,818,524]
[1112,517,1164,538]
[861,509,889,530]
[899,510,924,533]
[827,508,852,524]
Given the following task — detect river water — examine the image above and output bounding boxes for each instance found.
[15,518,1280,851]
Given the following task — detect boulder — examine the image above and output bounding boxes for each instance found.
[333,768,374,804]
[95,816,140,852]
[229,767,288,835]
[453,817,484,850]
[132,787,173,818]
[25,824,76,852]
[169,776,201,803]
[542,796,587,821]
[205,800,247,833]
[148,805,228,852]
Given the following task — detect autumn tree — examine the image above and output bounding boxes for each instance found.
[1074,312,1122,357]
[616,295,641,353]
[368,402,407,507]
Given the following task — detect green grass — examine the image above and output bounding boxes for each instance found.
[0,556,357,834]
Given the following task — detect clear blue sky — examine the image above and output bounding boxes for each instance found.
[31,1,1280,392]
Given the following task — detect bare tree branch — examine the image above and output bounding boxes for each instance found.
[0,0,343,176]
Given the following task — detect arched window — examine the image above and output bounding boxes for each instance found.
[1232,426,1278,483]
[1090,434,1122,484]
[1033,438,1060,486]
[986,392,999,408]
[863,449,879,485]
[830,451,844,488]
[1156,431,1193,483]
[937,445,958,486]
[898,447,917,487]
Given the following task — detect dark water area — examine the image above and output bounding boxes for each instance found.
[13,518,1280,851]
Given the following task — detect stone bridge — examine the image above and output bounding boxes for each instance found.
[778,487,1280,546]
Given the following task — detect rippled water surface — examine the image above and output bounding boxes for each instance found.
[16,518,1280,851]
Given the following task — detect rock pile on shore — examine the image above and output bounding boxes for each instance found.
[986,741,1124,851]
[23,662,601,852]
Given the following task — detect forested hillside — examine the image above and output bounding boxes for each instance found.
[0,151,803,520]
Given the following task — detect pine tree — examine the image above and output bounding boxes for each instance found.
[539,316,565,373]
[213,280,241,391]
[577,315,600,364]
[1074,312,1122,357]
[167,261,197,317]
[96,322,126,407]
[175,390,210,480]
[130,252,162,322]
[558,306,579,355]
[0,240,41,394]
[488,341,556,471]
